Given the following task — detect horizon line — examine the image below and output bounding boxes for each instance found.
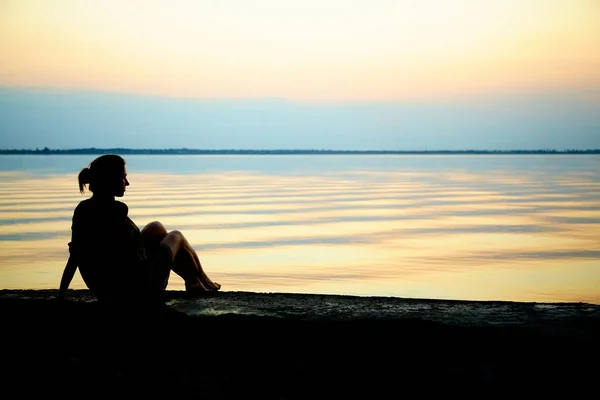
[1,147,599,155]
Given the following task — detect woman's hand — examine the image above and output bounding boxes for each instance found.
[58,254,78,301]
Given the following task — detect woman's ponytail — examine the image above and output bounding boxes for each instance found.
[78,167,92,194]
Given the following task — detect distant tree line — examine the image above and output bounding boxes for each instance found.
[1,147,599,155]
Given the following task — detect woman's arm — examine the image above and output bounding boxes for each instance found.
[57,254,78,300]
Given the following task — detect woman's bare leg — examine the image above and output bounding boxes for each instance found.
[161,230,221,291]
[183,239,221,290]
[143,221,220,292]
[141,221,168,244]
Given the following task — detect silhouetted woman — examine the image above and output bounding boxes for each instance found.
[57,154,220,309]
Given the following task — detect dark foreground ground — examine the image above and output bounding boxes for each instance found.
[2,289,599,399]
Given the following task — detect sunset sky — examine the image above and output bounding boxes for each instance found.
[1,0,599,150]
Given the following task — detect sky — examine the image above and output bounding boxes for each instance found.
[0,0,599,150]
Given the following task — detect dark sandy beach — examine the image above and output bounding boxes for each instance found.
[2,289,599,398]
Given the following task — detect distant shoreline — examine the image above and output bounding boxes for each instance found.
[2,148,599,155]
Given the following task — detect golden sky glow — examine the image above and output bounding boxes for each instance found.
[1,0,599,100]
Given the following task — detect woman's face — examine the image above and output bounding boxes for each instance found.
[113,166,130,197]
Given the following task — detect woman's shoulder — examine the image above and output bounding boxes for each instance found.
[74,198,94,213]
[74,198,129,217]
[114,200,129,215]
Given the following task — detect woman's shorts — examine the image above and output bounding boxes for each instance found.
[147,243,173,291]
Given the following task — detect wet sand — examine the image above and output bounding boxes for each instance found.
[2,289,599,398]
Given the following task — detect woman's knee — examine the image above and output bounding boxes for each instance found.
[160,230,185,255]
[141,221,168,243]
[165,230,184,243]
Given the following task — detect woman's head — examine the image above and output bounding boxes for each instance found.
[78,154,129,197]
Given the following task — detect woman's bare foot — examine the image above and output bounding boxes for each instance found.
[198,271,221,291]
[185,277,220,295]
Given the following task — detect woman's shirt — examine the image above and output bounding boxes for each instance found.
[68,197,148,299]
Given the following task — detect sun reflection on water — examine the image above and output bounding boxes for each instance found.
[0,161,599,304]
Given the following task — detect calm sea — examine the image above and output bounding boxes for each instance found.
[1,154,599,304]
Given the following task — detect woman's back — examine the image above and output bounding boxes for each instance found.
[69,197,147,300]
